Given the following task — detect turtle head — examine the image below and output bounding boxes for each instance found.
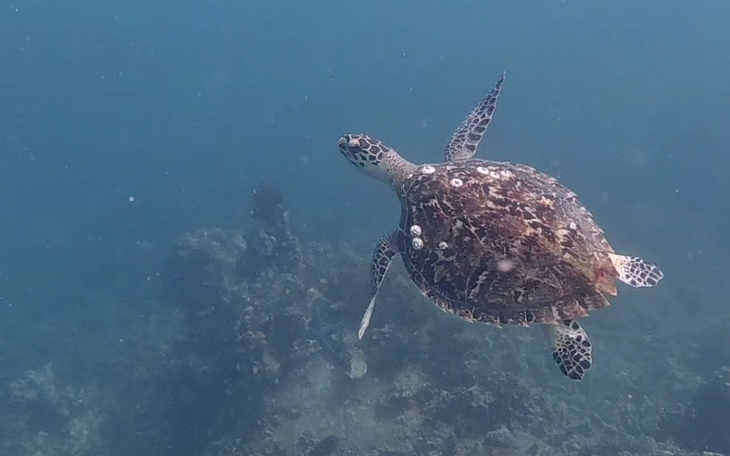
[337,134,416,188]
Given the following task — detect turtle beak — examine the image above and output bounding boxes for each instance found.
[338,136,360,160]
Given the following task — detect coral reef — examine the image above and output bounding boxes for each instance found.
[0,182,721,456]
[153,182,352,455]
[0,363,106,456]
[152,182,713,456]
[658,366,730,455]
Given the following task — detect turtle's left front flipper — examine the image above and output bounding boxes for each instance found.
[358,232,398,339]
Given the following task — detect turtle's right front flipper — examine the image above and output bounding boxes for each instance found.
[443,71,506,162]
[358,232,398,339]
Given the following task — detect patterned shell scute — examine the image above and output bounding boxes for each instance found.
[398,160,616,326]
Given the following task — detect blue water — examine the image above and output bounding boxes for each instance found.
[1,1,729,455]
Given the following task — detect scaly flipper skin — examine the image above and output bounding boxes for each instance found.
[358,232,398,339]
[444,72,506,162]
[543,320,592,381]
[608,253,664,287]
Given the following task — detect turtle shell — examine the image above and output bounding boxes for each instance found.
[396,159,619,327]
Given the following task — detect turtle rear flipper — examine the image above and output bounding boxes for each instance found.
[608,253,664,287]
[543,320,593,381]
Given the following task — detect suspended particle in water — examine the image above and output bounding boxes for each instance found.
[497,259,515,272]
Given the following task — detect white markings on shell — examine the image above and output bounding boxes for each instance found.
[476,166,512,179]
[569,221,577,230]
[449,178,463,188]
[412,237,424,250]
[420,165,436,174]
[438,241,448,250]
[409,224,422,236]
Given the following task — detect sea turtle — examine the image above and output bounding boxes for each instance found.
[337,72,664,380]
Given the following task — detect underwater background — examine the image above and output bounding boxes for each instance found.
[1,0,729,455]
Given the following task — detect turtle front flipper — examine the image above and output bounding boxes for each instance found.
[443,71,506,162]
[543,320,593,381]
[358,232,398,339]
[608,253,664,287]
